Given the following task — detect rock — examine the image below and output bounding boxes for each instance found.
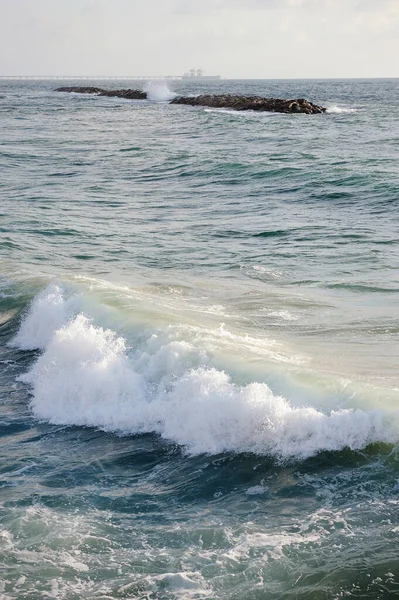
[170,94,326,114]
[55,86,105,94]
[99,89,147,100]
[55,87,147,100]
[54,88,326,114]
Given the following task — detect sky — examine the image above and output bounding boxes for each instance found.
[0,0,398,78]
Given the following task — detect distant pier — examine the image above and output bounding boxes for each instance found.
[0,75,189,81]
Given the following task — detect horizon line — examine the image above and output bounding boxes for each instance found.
[0,75,398,81]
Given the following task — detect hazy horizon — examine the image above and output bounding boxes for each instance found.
[1,76,399,81]
[1,0,398,79]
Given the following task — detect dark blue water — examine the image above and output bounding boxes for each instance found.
[1,78,399,599]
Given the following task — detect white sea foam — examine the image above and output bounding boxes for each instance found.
[144,79,176,102]
[222,530,321,562]
[10,284,79,350]
[14,285,399,460]
[204,108,277,118]
[139,572,210,600]
[246,484,268,495]
[326,105,360,114]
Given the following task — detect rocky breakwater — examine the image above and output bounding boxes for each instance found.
[55,87,147,100]
[170,95,326,114]
[55,88,326,114]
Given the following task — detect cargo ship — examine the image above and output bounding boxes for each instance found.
[182,69,221,81]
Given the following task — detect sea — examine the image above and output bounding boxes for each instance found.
[1,77,399,599]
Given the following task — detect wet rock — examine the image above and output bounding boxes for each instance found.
[55,87,147,100]
[55,86,105,94]
[170,95,326,114]
[54,88,326,114]
[99,89,147,100]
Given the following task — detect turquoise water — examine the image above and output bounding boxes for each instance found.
[1,78,399,599]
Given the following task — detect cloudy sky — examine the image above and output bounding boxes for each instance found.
[0,0,398,78]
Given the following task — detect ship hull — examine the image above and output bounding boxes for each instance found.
[182,75,221,81]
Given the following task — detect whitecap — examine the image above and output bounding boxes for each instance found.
[14,285,399,460]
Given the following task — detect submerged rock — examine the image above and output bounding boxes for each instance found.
[55,86,147,100]
[170,95,326,114]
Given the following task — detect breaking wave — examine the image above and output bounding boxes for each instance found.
[12,285,399,460]
[144,79,176,102]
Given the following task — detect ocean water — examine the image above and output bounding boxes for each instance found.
[1,77,399,599]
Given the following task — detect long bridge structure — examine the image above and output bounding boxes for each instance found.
[0,75,183,80]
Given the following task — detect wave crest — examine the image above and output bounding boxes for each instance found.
[14,285,399,459]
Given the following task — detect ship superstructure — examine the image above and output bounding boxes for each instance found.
[182,68,221,81]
